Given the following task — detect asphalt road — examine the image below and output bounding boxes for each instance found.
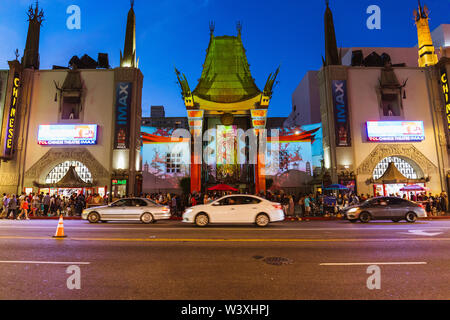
[0,219,449,300]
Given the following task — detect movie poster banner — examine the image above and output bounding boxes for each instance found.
[114,82,132,149]
[331,80,351,147]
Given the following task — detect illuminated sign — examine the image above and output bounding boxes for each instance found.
[114,82,132,149]
[332,80,351,147]
[440,67,450,146]
[38,125,98,145]
[4,73,20,157]
[366,121,425,142]
[112,179,127,185]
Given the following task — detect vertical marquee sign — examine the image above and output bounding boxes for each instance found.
[4,73,20,157]
[114,82,133,149]
[439,66,450,147]
[331,80,351,147]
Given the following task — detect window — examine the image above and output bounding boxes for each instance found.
[166,153,182,174]
[373,157,418,180]
[132,199,148,207]
[45,161,93,184]
[61,96,81,120]
[388,198,404,205]
[381,93,401,117]
[113,199,132,207]
[239,197,261,205]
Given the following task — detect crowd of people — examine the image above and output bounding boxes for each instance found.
[0,192,105,220]
[1,189,448,220]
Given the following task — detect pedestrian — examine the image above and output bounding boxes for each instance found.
[304,195,311,217]
[1,193,7,219]
[43,193,51,216]
[17,198,30,220]
[6,195,18,220]
[288,195,295,217]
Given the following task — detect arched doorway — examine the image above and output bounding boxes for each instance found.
[372,157,426,197]
[372,156,423,180]
[46,161,93,184]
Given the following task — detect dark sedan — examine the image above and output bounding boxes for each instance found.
[343,197,427,223]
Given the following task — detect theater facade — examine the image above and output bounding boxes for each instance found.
[318,2,450,197]
[0,2,143,199]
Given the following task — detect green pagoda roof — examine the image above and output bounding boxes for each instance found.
[193,34,261,103]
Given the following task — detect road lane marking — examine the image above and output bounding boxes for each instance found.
[404,230,443,237]
[0,261,90,265]
[1,236,450,242]
[320,262,427,266]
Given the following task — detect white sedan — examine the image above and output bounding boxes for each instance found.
[182,195,285,227]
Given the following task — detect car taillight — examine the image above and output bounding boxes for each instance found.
[162,207,170,212]
[418,204,424,209]
[273,204,282,210]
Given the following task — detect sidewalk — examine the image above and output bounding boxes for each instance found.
[284,215,450,221]
[17,215,450,221]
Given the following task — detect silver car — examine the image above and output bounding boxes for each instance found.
[82,198,171,224]
[344,197,427,223]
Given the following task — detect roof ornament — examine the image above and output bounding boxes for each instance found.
[236,21,242,36]
[27,0,44,25]
[209,21,215,35]
[130,0,134,9]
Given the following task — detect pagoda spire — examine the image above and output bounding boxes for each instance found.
[120,0,137,68]
[22,0,44,69]
[414,1,438,67]
[323,0,341,66]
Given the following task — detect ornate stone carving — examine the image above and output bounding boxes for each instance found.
[356,144,438,176]
[0,174,19,186]
[24,148,110,184]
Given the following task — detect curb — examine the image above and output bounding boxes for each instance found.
[14,216,450,221]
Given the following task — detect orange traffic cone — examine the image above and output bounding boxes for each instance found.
[53,215,67,238]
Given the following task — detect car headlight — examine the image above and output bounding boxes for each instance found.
[347,208,359,213]
[184,208,193,215]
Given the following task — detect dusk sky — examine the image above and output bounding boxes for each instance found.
[0,0,449,117]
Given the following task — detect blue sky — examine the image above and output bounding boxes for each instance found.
[0,0,449,117]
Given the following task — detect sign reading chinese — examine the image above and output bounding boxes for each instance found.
[38,124,98,145]
[4,73,20,157]
[439,66,450,146]
[332,80,351,147]
[366,121,425,142]
[114,82,133,149]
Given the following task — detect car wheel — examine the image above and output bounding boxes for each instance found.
[349,219,358,223]
[255,213,270,227]
[359,212,371,223]
[88,212,100,224]
[405,212,417,223]
[141,212,154,224]
[392,218,401,223]
[195,213,209,227]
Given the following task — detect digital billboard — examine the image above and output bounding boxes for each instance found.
[141,127,190,193]
[366,121,425,142]
[38,124,98,145]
